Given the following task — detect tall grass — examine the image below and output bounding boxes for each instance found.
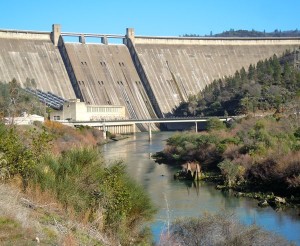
[33,147,156,244]
[0,122,156,244]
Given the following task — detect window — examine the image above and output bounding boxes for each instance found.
[53,116,60,120]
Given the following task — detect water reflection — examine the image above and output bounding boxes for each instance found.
[101,132,300,245]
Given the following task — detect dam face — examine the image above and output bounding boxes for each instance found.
[0,30,75,100]
[62,42,156,121]
[132,37,300,116]
[0,25,299,123]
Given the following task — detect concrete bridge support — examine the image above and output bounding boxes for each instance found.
[79,35,86,44]
[51,24,61,47]
[101,36,108,45]
[148,123,152,140]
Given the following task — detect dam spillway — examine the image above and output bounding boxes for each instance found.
[132,36,300,116]
[0,30,75,100]
[62,42,157,121]
[0,25,299,123]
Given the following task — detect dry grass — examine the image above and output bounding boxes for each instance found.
[43,120,104,154]
[0,182,37,245]
[0,181,112,245]
[158,212,294,246]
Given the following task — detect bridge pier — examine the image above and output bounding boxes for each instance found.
[79,35,86,44]
[101,36,108,45]
[51,24,61,47]
[195,121,198,133]
[148,123,152,140]
[103,124,107,139]
[133,123,136,134]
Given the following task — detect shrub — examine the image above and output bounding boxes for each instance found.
[0,125,51,190]
[33,148,156,244]
[158,212,293,246]
[157,132,225,169]
[295,127,300,138]
[207,118,226,131]
[218,159,245,187]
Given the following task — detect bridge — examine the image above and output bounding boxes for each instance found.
[66,117,235,140]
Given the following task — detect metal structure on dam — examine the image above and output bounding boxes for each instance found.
[0,24,299,130]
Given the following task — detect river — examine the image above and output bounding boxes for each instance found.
[101,132,300,245]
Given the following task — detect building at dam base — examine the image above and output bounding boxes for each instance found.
[0,24,299,128]
[50,99,125,122]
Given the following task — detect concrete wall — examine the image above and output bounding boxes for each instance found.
[50,100,125,121]
[0,31,75,100]
[1,26,300,123]
[62,42,157,125]
[133,37,300,116]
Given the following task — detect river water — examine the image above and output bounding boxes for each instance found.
[101,132,300,245]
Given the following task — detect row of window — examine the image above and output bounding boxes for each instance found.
[80,61,126,67]
[77,80,142,86]
[87,107,121,113]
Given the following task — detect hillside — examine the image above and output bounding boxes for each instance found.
[182,29,300,37]
[173,50,300,117]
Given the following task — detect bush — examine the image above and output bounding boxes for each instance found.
[158,212,293,246]
[0,125,51,190]
[158,132,225,169]
[33,148,156,244]
[295,127,300,138]
[207,118,226,131]
[218,159,245,187]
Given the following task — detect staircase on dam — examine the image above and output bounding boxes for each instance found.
[0,25,300,131]
[24,87,68,110]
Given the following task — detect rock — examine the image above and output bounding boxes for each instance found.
[234,192,244,197]
[258,200,269,207]
[274,196,286,204]
[216,185,227,190]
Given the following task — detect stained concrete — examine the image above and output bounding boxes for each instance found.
[0,31,75,100]
[1,27,300,123]
[134,37,300,116]
[63,42,157,122]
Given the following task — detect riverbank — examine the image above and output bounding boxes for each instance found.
[152,116,300,212]
[0,122,156,245]
[101,132,300,245]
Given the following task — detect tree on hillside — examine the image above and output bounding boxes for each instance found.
[0,79,45,122]
[173,50,300,117]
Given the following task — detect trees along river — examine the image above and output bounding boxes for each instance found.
[101,132,300,245]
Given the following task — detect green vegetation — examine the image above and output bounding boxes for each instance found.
[153,116,300,205]
[0,121,156,245]
[182,28,300,37]
[0,78,45,119]
[174,51,300,117]
[158,212,294,246]
[0,124,52,190]
[0,216,35,245]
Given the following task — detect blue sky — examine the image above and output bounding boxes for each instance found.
[0,0,299,36]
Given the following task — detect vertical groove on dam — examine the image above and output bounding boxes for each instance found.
[134,40,300,116]
[0,27,299,123]
[0,31,75,100]
[63,43,156,123]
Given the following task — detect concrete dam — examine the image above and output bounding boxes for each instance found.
[0,24,299,123]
